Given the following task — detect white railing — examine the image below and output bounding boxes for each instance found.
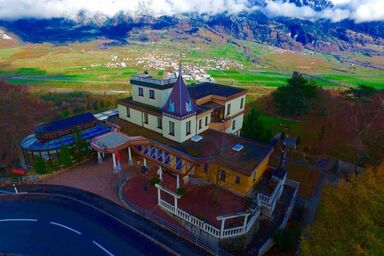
[131,76,177,85]
[159,199,175,213]
[176,208,221,237]
[159,199,258,239]
[222,226,244,238]
[258,179,284,211]
[285,178,300,189]
[257,193,270,205]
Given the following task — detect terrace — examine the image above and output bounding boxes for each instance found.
[123,165,249,228]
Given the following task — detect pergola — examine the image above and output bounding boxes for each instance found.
[91,128,191,189]
[90,129,148,173]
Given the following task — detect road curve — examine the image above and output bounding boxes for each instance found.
[0,185,209,256]
[0,194,170,256]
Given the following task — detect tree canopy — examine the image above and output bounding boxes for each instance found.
[301,164,384,255]
[299,90,384,166]
[272,75,319,117]
[0,81,56,173]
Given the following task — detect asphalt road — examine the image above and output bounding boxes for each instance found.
[0,195,171,256]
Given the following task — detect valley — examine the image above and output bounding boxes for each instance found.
[0,33,383,97]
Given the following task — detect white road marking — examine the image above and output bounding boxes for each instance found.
[0,218,37,222]
[49,222,82,235]
[92,241,115,256]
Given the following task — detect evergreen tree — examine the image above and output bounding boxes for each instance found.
[59,144,72,167]
[241,107,272,143]
[73,127,90,159]
[273,75,319,117]
[33,156,47,174]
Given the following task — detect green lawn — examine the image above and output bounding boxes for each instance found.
[258,113,298,134]
[208,69,291,86]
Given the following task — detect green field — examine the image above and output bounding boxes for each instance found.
[0,38,383,90]
[208,70,291,86]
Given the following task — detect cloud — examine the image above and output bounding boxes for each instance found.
[0,0,382,23]
[264,0,384,23]
[0,0,256,19]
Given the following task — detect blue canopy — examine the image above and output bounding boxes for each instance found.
[35,112,96,135]
[22,123,110,151]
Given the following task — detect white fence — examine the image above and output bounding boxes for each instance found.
[159,198,260,239]
[257,179,284,210]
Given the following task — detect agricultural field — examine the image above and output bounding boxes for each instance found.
[0,38,383,92]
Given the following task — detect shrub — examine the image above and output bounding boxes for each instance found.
[33,156,48,174]
[220,235,246,253]
[196,214,206,222]
[176,187,186,196]
[150,176,161,186]
[273,227,300,253]
[59,145,73,167]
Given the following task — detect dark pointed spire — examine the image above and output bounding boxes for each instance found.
[162,61,196,120]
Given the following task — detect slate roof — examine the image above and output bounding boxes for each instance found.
[118,97,162,116]
[34,112,96,135]
[188,82,246,99]
[109,115,274,176]
[162,69,197,119]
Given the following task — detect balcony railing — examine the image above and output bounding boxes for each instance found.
[158,198,260,239]
[131,76,177,85]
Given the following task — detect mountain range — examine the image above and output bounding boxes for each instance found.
[0,0,383,55]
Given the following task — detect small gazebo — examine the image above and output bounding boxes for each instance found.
[90,128,148,173]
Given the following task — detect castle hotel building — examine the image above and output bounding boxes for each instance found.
[108,68,274,195]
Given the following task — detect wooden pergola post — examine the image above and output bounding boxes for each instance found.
[112,152,118,173]
[157,186,161,206]
[97,151,103,164]
[128,147,133,165]
[220,219,226,238]
[158,166,163,181]
[176,174,180,189]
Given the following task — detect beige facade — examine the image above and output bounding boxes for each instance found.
[225,113,244,135]
[132,85,173,109]
[225,95,245,118]
[119,77,247,143]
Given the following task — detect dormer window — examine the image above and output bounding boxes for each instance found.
[139,87,144,97]
[149,89,155,99]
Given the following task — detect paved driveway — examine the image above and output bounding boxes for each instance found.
[41,154,137,205]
